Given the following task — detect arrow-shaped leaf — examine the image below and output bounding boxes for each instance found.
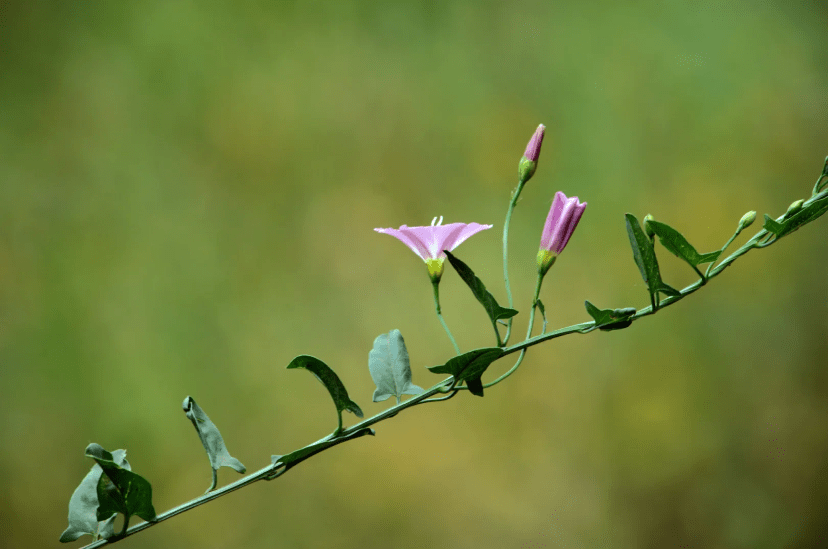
[648,219,721,269]
[427,347,504,397]
[84,444,156,532]
[182,396,246,492]
[59,450,127,543]
[287,355,363,433]
[584,300,636,331]
[368,330,424,404]
[444,250,518,340]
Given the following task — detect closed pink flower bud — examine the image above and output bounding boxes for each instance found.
[518,124,545,183]
[536,191,587,276]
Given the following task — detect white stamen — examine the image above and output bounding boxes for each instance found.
[431,217,437,226]
[437,216,443,225]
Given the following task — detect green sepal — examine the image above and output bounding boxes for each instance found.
[59,450,127,542]
[762,194,828,240]
[85,444,157,527]
[584,300,636,331]
[287,355,364,431]
[368,330,424,404]
[427,347,504,397]
[647,219,721,269]
[443,250,518,338]
[182,396,246,489]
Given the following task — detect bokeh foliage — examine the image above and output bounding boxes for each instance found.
[1,0,827,546]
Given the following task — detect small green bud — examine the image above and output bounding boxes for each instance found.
[786,199,804,217]
[536,249,557,277]
[642,214,655,238]
[738,210,756,230]
[426,258,444,284]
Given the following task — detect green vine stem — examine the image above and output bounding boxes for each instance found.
[81,184,827,549]
[501,178,526,346]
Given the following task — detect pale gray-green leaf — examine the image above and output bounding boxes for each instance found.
[368,330,424,404]
[59,450,128,543]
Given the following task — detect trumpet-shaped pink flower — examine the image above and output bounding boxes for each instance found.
[537,191,587,275]
[375,216,493,282]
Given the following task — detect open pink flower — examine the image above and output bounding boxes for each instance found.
[537,191,587,275]
[375,216,493,282]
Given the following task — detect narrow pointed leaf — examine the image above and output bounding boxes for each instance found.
[85,443,156,524]
[428,347,504,397]
[287,355,363,418]
[444,250,518,329]
[183,396,246,480]
[648,220,721,267]
[625,214,661,301]
[271,428,376,471]
[368,330,423,404]
[584,300,636,331]
[763,195,828,239]
[59,450,128,542]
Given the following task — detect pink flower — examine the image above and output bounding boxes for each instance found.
[375,216,493,282]
[537,191,587,275]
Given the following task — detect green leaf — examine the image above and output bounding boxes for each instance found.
[625,214,660,300]
[183,396,246,490]
[85,444,156,528]
[427,347,504,397]
[444,250,518,331]
[763,195,828,240]
[271,428,375,472]
[625,214,679,307]
[287,355,363,432]
[648,220,721,268]
[658,282,681,297]
[368,330,424,404]
[584,300,636,331]
[59,450,127,543]
[465,377,485,397]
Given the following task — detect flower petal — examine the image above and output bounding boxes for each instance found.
[374,226,431,260]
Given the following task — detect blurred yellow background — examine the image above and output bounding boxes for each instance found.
[1,1,827,547]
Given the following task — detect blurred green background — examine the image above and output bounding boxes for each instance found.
[1,1,827,547]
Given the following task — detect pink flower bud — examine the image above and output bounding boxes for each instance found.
[523,124,545,162]
[537,191,587,275]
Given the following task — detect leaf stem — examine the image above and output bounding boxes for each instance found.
[502,179,526,346]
